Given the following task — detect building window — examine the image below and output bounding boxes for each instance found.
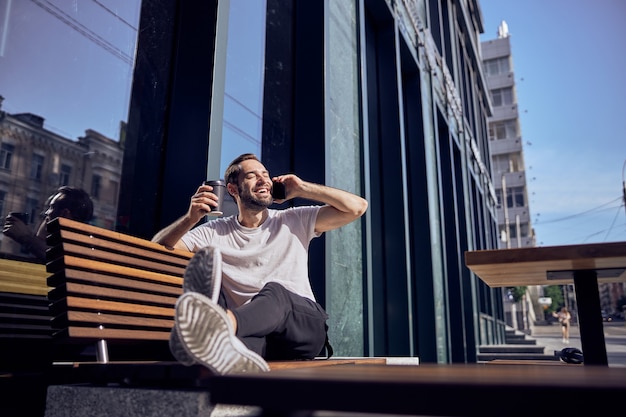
[26,197,39,226]
[0,143,14,170]
[506,186,525,208]
[489,119,517,140]
[490,87,513,107]
[0,190,5,215]
[493,154,523,173]
[492,155,509,173]
[30,154,44,181]
[110,180,119,205]
[484,57,510,76]
[59,164,72,186]
[91,174,101,199]
[508,223,529,239]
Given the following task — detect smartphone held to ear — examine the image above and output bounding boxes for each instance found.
[272,182,286,199]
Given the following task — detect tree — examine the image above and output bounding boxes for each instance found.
[507,286,527,302]
[543,285,564,314]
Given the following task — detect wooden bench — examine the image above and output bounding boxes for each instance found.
[0,256,52,371]
[38,218,422,417]
[44,217,392,375]
[45,216,193,363]
[0,257,53,416]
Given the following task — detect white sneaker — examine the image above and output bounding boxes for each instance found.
[170,246,223,365]
[173,291,269,374]
[182,246,223,302]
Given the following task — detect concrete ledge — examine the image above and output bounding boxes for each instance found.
[43,357,421,417]
[44,385,213,417]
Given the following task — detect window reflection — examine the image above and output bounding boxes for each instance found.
[0,0,140,260]
[1,0,270,260]
[219,0,266,174]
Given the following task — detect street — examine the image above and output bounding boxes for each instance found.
[531,321,626,367]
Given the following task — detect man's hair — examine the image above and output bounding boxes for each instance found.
[55,186,94,222]
[224,153,260,186]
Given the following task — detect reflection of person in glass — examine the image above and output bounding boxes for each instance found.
[3,186,93,262]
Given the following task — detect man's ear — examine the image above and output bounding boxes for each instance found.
[227,183,237,197]
[60,208,72,219]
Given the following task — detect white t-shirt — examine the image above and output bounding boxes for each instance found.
[180,206,322,307]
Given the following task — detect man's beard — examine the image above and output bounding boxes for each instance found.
[239,185,273,211]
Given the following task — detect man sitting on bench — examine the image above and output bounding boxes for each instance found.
[152,153,367,374]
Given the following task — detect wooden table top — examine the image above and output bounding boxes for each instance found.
[464,240,626,286]
[215,362,626,387]
[209,363,626,416]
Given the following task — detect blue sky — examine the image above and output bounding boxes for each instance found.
[0,1,140,141]
[479,0,626,246]
[2,1,624,246]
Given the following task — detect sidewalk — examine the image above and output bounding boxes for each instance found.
[529,321,626,367]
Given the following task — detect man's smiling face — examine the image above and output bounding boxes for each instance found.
[236,159,273,210]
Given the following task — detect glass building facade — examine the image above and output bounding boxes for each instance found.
[1,0,506,364]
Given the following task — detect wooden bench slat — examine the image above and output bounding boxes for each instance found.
[0,282,49,296]
[64,326,170,341]
[65,310,173,329]
[0,258,50,295]
[0,333,51,340]
[0,271,49,285]
[57,296,174,318]
[47,218,193,262]
[0,297,50,313]
[0,291,49,304]
[0,311,52,322]
[56,240,190,275]
[49,256,184,287]
[0,322,52,333]
[48,268,183,297]
[269,357,387,370]
[49,282,178,307]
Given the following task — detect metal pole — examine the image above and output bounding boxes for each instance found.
[502,175,510,248]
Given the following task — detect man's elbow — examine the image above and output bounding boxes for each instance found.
[352,198,368,218]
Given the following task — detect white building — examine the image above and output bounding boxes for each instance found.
[0,100,123,259]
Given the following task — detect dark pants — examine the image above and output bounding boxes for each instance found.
[223,282,330,361]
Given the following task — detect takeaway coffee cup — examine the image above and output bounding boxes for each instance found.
[9,212,29,225]
[203,180,226,216]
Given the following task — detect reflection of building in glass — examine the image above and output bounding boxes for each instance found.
[0,102,123,259]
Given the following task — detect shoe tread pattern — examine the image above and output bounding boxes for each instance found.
[182,246,222,303]
[175,292,269,374]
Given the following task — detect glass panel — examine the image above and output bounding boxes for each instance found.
[218,0,267,174]
[0,0,141,260]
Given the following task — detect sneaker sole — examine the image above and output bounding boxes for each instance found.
[174,292,270,374]
[183,246,223,303]
[169,326,195,366]
[171,246,223,365]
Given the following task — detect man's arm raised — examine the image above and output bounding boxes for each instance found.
[273,174,368,233]
[151,215,198,250]
[152,182,222,249]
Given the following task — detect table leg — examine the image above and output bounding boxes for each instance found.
[573,270,608,366]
